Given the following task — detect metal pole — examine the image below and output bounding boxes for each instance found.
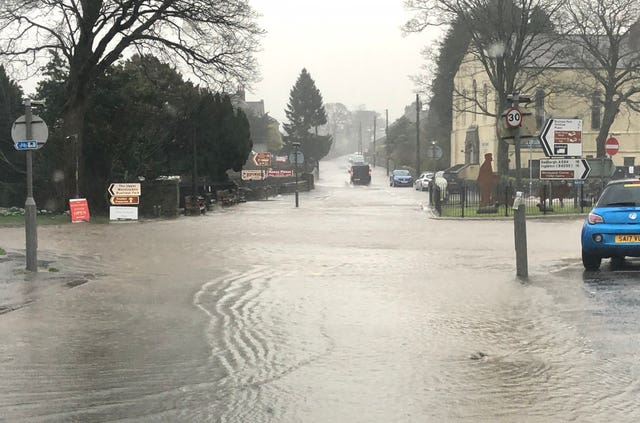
[75,135,79,198]
[294,145,299,208]
[385,109,389,176]
[373,116,376,167]
[24,99,38,272]
[416,94,421,176]
[512,93,522,190]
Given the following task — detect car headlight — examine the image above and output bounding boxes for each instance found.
[588,212,604,224]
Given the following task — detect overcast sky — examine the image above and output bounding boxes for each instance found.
[248,0,441,124]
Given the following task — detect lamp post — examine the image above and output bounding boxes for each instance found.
[65,134,79,198]
[293,142,300,207]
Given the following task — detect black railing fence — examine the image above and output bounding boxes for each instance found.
[429,179,609,218]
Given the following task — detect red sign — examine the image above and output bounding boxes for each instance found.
[504,107,522,128]
[605,137,619,156]
[69,198,90,222]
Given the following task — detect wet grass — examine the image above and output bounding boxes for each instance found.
[0,214,110,226]
[438,204,587,218]
[0,248,5,255]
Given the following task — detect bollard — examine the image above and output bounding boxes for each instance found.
[513,191,528,278]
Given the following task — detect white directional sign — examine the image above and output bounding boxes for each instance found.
[540,158,591,180]
[539,118,583,157]
[108,183,141,196]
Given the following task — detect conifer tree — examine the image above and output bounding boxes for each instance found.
[283,68,331,173]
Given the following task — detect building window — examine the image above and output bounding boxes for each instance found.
[591,91,601,130]
[462,89,467,125]
[535,89,545,129]
[472,80,477,121]
[482,83,488,122]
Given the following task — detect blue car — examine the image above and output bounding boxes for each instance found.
[581,179,640,270]
[390,169,413,187]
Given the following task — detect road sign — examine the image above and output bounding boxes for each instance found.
[505,107,522,128]
[108,183,141,196]
[267,169,294,178]
[605,137,619,156]
[110,196,140,205]
[241,169,266,180]
[539,118,583,157]
[539,158,591,180]
[425,144,443,159]
[289,151,304,164]
[14,140,39,150]
[253,152,271,166]
[109,206,138,221]
[11,114,49,146]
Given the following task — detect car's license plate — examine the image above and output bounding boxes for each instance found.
[615,235,640,242]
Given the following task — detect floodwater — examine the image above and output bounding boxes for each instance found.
[0,157,639,422]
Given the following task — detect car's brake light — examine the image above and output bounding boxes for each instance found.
[588,212,604,224]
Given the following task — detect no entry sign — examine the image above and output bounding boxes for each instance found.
[605,137,619,156]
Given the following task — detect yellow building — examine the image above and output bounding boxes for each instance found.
[451,53,640,173]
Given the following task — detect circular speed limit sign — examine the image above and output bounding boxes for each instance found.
[505,107,522,128]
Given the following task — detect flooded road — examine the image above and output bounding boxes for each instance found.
[1,157,639,422]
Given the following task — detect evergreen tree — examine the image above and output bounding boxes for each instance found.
[0,66,24,206]
[283,68,331,173]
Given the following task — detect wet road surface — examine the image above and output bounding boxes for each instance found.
[1,157,639,422]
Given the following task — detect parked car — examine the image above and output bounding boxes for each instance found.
[581,178,640,270]
[349,163,371,185]
[389,169,413,187]
[414,172,434,191]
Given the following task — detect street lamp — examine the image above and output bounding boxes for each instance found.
[65,134,79,198]
[292,142,301,207]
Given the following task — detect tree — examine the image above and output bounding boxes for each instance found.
[0,66,24,206]
[405,0,564,180]
[283,68,331,173]
[0,0,263,201]
[563,0,640,157]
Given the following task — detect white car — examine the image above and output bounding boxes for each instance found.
[414,172,434,191]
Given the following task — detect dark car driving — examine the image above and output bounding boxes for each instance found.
[350,163,371,185]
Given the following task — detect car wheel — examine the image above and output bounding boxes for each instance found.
[582,252,601,271]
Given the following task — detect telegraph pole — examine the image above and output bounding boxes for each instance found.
[373,116,377,167]
[416,94,421,176]
[385,109,389,176]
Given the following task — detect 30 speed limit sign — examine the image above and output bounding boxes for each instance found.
[505,107,522,128]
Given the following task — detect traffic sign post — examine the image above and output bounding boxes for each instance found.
[605,137,619,156]
[539,158,591,180]
[12,100,48,272]
[505,107,522,128]
[539,118,583,157]
[253,152,271,167]
[108,183,140,221]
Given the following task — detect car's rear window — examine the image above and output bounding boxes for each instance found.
[394,170,410,176]
[597,182,640,206]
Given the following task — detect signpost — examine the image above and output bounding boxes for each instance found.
[539,158,591,180]
[110,196,140,205]
[241,169,266,181]
[253,152,271,167]
[539,118,583,157]
[11,100,48,272]
[108,183,140,221]
[605,137,619,156]
[505,107,523,128]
